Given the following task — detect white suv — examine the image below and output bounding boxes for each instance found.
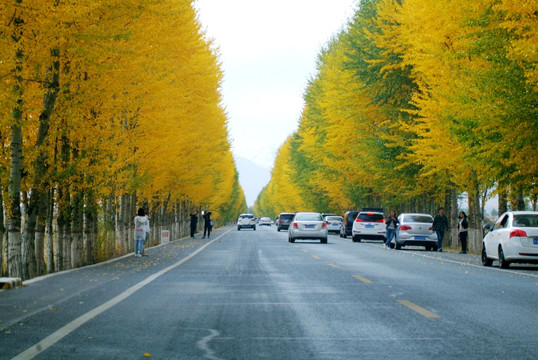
[352,210,386,242]
[237,214,256,231]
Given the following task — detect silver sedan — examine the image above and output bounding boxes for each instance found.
[288,212,328,243]
[392,213,438,251]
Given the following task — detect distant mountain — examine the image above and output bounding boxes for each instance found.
[234,155,271,207]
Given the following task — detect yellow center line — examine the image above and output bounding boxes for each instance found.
[302,249,309,253]
[352,274,372,283]
[312,255,321,260]
[398,300,440,319]
[328,264,340,269]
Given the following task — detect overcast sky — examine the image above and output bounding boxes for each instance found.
[195,0,357,170]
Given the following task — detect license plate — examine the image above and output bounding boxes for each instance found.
[415,236,426,240]
[365,224,374,229]
[305,224,315,229]
[534,238,538,245]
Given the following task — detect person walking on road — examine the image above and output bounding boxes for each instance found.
[190,209,199,239]
[433,207,449,252]
[458,211,469,254]
[202,209,213,239]
[384,210,399,249]
[134,208,150,257]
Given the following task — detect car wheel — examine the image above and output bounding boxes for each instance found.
[253,226,256,231]
[237,227,240,231]
[481,246,493,266]
[321,237,327,244]
[277,228,280,232]
[352,236,359,243]
[395,242,401,250]
[432,245,438,251]
[289,237,295,243]
[425,245,432,251]
[498,246,509,269]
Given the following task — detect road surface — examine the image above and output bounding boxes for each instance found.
[1,226,537,359]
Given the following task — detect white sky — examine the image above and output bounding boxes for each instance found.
[195,0,357,169]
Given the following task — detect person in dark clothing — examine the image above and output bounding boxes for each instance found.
[202,210,213,239]
[189,209,198,238]
[458,211,469,254]
[433,207,449,252]
[384,210,399,249]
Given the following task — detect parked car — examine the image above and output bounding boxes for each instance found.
[277,213,295,231]
[482,211,538,268]
[325,215,343,234]
[259,217,272,226]
[392,213,438,251]
[288,212,328,243]
[237,214,256,231]
[352,209,386,242]
[340,211,359,238]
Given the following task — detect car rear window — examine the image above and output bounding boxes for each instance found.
[326,216,343,221]
[404,215,433,223]
[513,215,538,227]
[295,213,322,221]
[279,214,295,220]
[240,215,253,219]
[357,213,384,222]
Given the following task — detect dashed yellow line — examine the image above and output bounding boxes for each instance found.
[302,249,309,253]
[398,300,440,319]
[328,264,340,269]
[312,255,321,260]
[353,274,372,284]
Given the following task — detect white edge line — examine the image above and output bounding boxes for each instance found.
[11,228,232,360]
[376,244,538,279]
[23,227,231,286]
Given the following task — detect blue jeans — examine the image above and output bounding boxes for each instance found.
[436,230,445,250]
[135,239,145,255]
[385,228,396,247]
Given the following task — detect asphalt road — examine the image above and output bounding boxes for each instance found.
[1,226,537,359]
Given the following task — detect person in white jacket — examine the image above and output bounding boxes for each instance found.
[134,208,150,257]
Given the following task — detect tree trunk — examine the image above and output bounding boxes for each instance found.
[46,188,55,273]
[0,186,5,276]
[7,2,24,279]
[498,188,508,215]
[468,173,482,254]
[71,188,83,268]
[450,187,459,248]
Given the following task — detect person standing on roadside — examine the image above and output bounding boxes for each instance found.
[433,207,449,252]
[134,208,150,257]
[190,209,199,239]
[384,210,399,249]
[202,209,213,239]
[458,211,469,254]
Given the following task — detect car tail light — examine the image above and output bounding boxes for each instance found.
[293,222,298,228]
[322,222,327,228]
[400,225,411,231]
[429,226,433,231]
[510,229,527,238]
[376,218,385,223]
[355,217,364,222]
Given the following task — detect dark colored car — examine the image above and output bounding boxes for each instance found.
[340,211,359,238]
[277,213,295,231]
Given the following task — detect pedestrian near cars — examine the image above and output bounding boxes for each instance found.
[202,209,213,239]
[384,210,399,249]
[190,209,198,238]
[458,211,469,254]
[433,207,449,252]
[134,208,150,257]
